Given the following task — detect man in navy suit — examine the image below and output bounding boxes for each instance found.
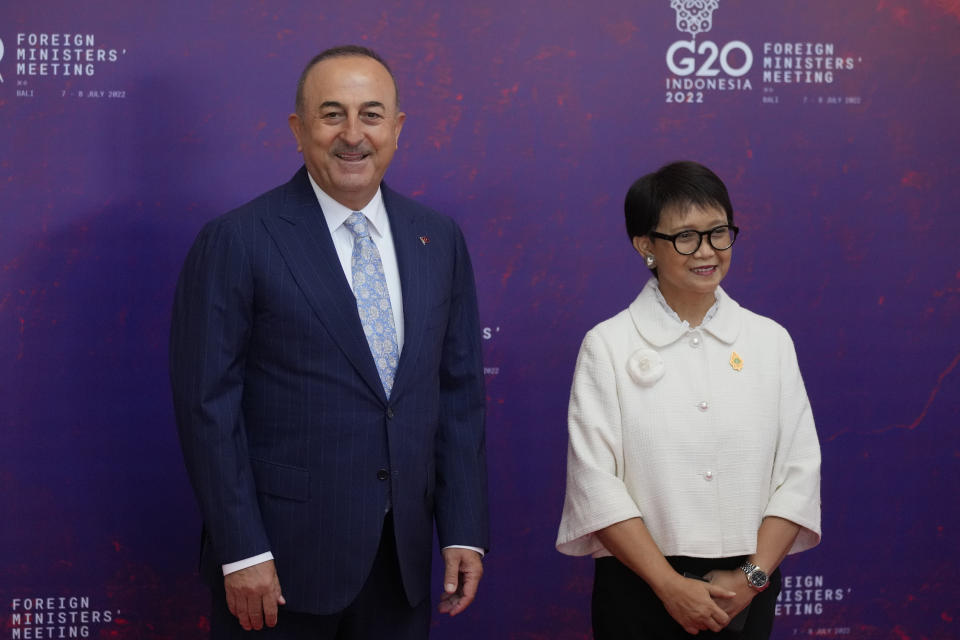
[170,45,488,639]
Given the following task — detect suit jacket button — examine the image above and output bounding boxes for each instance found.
[386,408,395,419]
[377,469,389,481]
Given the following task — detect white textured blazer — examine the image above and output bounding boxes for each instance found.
[557,279,821,559]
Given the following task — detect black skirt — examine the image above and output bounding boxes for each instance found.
[592,555,782,640]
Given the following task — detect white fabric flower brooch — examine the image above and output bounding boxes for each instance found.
[627,349,665,386]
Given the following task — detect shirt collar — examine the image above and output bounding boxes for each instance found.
[306,172,388,238]
[628,278,742,347]
[651,280,721,327]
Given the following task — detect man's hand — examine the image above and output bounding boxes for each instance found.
[224,560,286,631]
[704,568,756,623]
[437,548,483,617]
[655,574,734,635]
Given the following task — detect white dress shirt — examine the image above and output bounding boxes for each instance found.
[309,174,405,350]
[556,279,821,560]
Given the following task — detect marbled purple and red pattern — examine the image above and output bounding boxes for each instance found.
[1,1,957,638]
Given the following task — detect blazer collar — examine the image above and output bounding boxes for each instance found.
[628,279,742,347]
[264,167,431,403]
[380,184,428,400]
[262,167,388,401]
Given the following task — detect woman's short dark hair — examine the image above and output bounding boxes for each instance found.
[624,161,734,242]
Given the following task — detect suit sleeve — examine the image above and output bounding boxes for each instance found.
[169,217,271,566]
[434,221,490,552]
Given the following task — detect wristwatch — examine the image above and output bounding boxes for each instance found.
[739,560,769,592]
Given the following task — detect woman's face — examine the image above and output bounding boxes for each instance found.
[636,203,732,301]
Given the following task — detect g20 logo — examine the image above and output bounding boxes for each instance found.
[666,39,753,77]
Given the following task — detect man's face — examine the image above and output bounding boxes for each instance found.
[289,56,405,210]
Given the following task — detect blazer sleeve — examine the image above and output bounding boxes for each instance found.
[433,220,490,552]
[556,329,643,556]
[762,327,822,553]
[169,217,271,566]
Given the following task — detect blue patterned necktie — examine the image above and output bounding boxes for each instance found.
[343,211,400,397]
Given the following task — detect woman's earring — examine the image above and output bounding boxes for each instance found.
[645,254,657,268]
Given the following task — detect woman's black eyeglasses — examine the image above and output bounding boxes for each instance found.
[649,225,739,255]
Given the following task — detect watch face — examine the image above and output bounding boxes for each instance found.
[748,569,768,588]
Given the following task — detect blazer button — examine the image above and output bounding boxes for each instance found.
[377,468,390,481]
[386,408,395,419]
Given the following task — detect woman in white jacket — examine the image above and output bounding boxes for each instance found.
[557,161,821,639]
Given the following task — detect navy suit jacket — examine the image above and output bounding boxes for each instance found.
[170,167,489,614]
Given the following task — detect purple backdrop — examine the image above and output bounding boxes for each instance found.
[2,1,958,638]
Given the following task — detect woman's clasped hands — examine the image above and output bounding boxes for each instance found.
[656,572,735,634]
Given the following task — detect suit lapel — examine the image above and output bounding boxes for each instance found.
[260,167,387,402]
[383,185,428,400]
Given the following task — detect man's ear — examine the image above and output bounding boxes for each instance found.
[288,113,303,152]
[393,111,406,149]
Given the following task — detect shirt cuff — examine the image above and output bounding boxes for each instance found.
[222,551,275,576]
[442,544,485,558]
